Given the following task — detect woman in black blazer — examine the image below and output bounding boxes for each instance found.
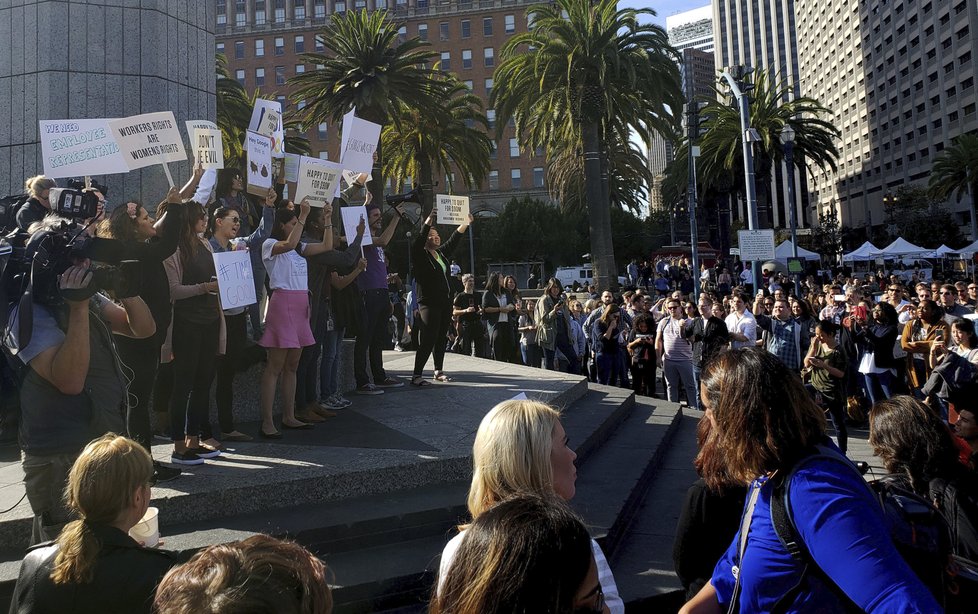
[482,272,519,363]
[410,209,471,386]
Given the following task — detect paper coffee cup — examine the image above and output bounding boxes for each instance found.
[129,506,160,548]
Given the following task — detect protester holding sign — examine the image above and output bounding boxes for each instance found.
[258,199,335,439]
[206,187,278,442]
[409,209,472,387]
[162,203,225,466]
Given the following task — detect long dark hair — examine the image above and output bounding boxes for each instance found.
[178,202,207,264]
[271,207,297,241]
[215,168,241,199]
[869,395,963,493]
[206,206,234,239]
[98,200,143,243]
[485,272,504,296]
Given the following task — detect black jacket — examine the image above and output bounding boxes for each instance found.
[15,198,49,232]
[411,222,464,306]
[854,322,898,369]
[9,524,180,614]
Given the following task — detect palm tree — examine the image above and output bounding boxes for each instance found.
[382,75,492,212]
[289,9,440,205]
[696,69,840,227]
[492,0,683,291]
[930,133,978,239]
[216,54,310,170]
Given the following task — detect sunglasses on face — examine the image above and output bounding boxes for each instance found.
[223,216,241,223]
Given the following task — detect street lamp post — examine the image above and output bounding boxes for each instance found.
[720,67,761,291]
[780,125,801,297]
[685,48,701,300]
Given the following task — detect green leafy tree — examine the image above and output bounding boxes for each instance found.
[479,196,587,269]
[882,186,965,248]
[491,0,683,290]
[929,133,978,237]
[289,9,440,205]
[809,210,844,263]
[697,69,841,227]
[382,75,492,211]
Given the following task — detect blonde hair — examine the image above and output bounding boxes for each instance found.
[24,175,56,198]
[466,400,561,520]
[51,434,153,585]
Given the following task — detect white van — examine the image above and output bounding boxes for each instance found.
[554,266,627,289]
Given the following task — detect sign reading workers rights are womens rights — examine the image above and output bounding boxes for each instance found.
[107,111,187,171]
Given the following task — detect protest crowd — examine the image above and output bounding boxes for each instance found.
[2,131,978,612]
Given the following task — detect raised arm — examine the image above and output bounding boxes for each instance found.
[302,202,335,258]
[270,199,310,256]
[374,205,404,248]
[179,163,205,200]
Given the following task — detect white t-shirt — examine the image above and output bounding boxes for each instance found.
[437,530,624,614]
[497,293,509,323]
[262,239,308,291]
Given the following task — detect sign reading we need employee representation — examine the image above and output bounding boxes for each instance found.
[38,119,130,178]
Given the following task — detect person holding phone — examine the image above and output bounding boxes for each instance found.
[453,273,485,358]
[852,301,899,406]
[534,279,580,374]
[901,299,948,399]
[803,320,850,452]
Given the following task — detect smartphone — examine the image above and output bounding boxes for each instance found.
[833,294,847,303]
[935,329,944,342]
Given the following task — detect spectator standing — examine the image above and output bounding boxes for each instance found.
[482,272,518,362]
[902,299,949,399]
[684,297,729,410]
[452,274,485,358]
[852,301,900,406]
[15,175,56,232]
[655,298,696,404]
[938,284,973,324]
[410,210,471,386]
[535,279,580,374]
[752,296,803,372]
[723,292,757,350]
[627,313,657,397]
[592,304,623,385]
[803,320,850,453]
[518,299,542,367]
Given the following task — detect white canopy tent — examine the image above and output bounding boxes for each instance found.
[774,240,821,263]
[932,244,959,258]
[842,241,880,263]
[954,240,978,257]
[870,238,933,259]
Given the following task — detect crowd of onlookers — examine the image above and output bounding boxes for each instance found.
[3,168,978,612]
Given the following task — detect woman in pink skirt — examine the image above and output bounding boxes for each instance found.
[259,199,333,438]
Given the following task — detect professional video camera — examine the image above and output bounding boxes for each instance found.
[46,178,109,221]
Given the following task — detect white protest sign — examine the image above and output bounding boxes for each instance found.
[435,194,470,225]
[342,170,371,187]
[284,153,301,183]
[185,119,218,134]
[737,229,776,262]
[107,111,187,170]
[249,99,285,157]
[213,250,257,308]
[341,205,373,246]
[245,131,273,197]
[191,128,224,169]
[38,119,130,178]
[339,109,381,173]
[295,157,342,207]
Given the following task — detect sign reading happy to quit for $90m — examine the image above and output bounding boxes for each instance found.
[435,194,470,225]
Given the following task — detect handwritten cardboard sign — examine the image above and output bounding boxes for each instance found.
[107,112,187,170]
[213,250,257,308]
[295,156,342,207]
[339,109,380,174]
[249,99,285,157]
[245,131,273,197]
[435,194,470,225]
[341,205,373,247]
[38,119,130,178]
[191,128,224,170]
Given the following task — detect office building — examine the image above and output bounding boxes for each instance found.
[712,0,809,230]
[796,0,978,235]
[215,0,548,214]
[666,4,715,54]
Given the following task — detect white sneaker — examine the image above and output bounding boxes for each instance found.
[334,394,352,407]
[320,395,345,410]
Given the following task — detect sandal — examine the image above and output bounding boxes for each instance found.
[434,372,454,382]
[411,376,432,387]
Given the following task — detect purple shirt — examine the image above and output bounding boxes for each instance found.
[357,244,388,291]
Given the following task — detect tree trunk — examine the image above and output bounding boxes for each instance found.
[419,154,435,218]
[583,121,617,291]
[369,135,384,209]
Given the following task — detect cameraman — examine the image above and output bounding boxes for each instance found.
[16,176,57,231]
[4,230,155,544]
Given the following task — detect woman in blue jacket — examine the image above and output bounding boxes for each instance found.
[680,348,940,614]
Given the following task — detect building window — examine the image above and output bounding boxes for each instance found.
[235,0,246,27]
[255,1,266,25]
[463,80,473,90]
[335,1,346,13]
[484,17,493,36]
[276,95,286,110]
[255,39,265,57]
[275,66,286,85]
[461,19,471,38]
[509,138,519,157]
[235,69,245,85]
[488,170,499,190]
[489,142,497,160]
[217,1,226,25]
[486,109,496,129]
[295,35,305,53]
[274,0,285,22]
[462,49,472,69]
[216,42,225,54]
[234,41,245,59]
[255,68,265,86]
[484,47,494,67]
[440,22,450,40]
[418,23,428,41]
[318,122,328,139]
[398,25,407,41]
[314,0,326,19]
[505,14,515,34]
[315,36,324,51]
[294,3,305,20]
[295,64,305,74]
[274,37,284,55]
[485,78,493,97]
[511,169,521,189]
[355,0,366,8]
[439,51,451,71]
[533,167,544,188]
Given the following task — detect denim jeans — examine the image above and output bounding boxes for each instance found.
[862,369,896,407]
[596,352,620,385]
[320,326,345,399]
[355,289,392,387]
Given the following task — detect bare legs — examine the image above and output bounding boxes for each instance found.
[260,347,307,434]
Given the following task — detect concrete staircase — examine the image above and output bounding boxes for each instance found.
[0,353,687,612]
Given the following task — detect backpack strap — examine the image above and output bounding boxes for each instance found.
[769,445,865,613]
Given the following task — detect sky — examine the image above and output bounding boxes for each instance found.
[619,0,713,28]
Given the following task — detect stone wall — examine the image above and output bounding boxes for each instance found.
[0,0,215,210]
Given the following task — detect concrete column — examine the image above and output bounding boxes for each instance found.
[285,0,294,24]
[0,0,217,209]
